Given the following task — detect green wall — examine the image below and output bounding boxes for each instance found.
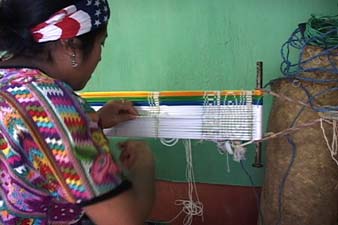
[82,0,338,186]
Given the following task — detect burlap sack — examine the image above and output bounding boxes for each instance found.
[259,45,338,225]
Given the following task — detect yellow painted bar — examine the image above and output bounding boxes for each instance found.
[80,90,264,98]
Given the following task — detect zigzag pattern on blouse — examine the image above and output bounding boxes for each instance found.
[3,74,93,201]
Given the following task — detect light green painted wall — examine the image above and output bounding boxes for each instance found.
[82,0,338,186]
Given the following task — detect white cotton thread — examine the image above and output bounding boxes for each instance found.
[214,140,247,162]
[212,140,233,155]
[147,92,160,138]
[226,150,231,173]
[160,138,179,147]
[166,140,204,225]
[320,118,338,166]
[231,141,247,162]
[103,90,262,141]
[211,140,233,173]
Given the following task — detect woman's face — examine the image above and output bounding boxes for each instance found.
[65,30,108,91]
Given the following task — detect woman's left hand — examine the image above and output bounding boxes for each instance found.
[97,100,138,128]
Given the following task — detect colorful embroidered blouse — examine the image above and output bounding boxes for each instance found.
[0,68,130,225]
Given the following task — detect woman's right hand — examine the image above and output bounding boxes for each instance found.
[85,140,156,225]
[118,140,155,174]
[118,140,156,219]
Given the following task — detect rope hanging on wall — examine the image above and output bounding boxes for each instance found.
[80,90,264,142]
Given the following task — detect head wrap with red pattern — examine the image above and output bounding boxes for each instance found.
[31,0,110,43]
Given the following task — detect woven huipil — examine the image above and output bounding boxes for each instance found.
[0,68,129,225]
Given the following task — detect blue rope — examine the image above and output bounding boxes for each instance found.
[240,160,265,225]
[275,135,297,225]
[307,86,338,112]
[281,27,338,82]
[279,15,338,115]
[275,101,305,225]
[280,15,338,84]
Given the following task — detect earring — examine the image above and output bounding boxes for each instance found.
[71,52,78,68]
[0,51,13,62]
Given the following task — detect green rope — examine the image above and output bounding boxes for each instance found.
[304,15,338,48]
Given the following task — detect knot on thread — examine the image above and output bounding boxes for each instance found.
[175,199,204,217]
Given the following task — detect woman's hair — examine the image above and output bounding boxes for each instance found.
[0,0,105,60]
